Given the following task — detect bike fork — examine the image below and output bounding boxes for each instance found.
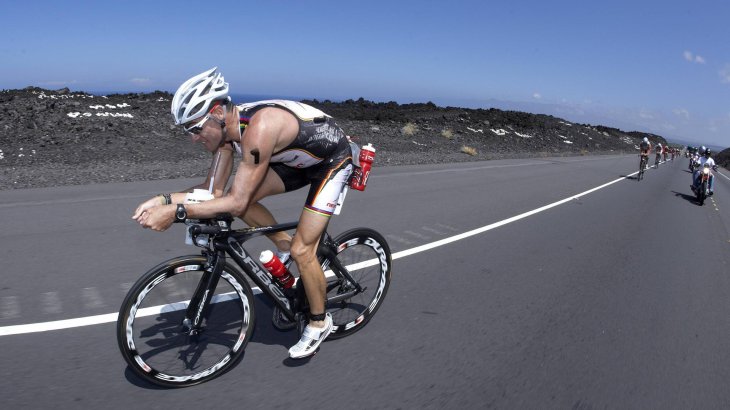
[183,251,224,335]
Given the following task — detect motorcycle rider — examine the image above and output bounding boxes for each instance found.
[690,147,701,171]
[692,148,717,196]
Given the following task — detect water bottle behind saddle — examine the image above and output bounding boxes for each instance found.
[350,143,376,191]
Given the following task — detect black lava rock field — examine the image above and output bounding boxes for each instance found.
[1,87,676,190]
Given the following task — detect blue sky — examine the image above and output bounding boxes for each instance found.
[2,0,728,147]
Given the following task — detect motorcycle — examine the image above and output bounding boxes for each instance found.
[689,158,699,173]
[691,164,714,206]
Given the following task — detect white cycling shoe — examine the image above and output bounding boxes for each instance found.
[288,313,333,359]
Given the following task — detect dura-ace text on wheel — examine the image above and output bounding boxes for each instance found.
[117,256,254,388]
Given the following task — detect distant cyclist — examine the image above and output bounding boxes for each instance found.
[639,137,651,170]
[655,143,663,167]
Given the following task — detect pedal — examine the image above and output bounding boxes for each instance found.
[272,306,296,331]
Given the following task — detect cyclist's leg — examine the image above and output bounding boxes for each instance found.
[292,210,331,320]
[288,153,352,358]
[287,210,333,357]
[292,156,354,322]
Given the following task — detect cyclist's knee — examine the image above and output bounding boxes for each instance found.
[290,239,317,263]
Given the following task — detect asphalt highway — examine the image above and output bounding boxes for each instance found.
[1,154,729,409]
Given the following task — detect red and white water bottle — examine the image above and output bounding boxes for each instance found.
[350,143,375,191]
[259,250,295,289]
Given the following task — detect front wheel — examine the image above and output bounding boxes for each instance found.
[117,255,255,388]
[698,181,708,205]
[322,228,392,340]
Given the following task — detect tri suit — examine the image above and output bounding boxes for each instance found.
[232,100,353,216]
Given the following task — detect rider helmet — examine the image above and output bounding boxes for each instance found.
[705,148,712,156]
[642,137,649,143]
[171,67,229,125]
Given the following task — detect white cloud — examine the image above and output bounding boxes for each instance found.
[639,110,654,120]
[720,65,730,83]
[683,50,706,64]
[39,80,78,86]
[533,92,541,99]
[672,108,690,120]
[130,78,151,84]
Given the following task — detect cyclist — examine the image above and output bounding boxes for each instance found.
[655,143,663,166]
[639,137,651,170]
[692,148,717,196]
[132,67,354,359]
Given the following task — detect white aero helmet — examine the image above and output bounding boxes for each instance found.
[643,137,649,143]
[171,67,229,125]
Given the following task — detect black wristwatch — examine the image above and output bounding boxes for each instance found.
[175,204,188,222]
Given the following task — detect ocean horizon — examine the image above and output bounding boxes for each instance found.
[86,90,335,104]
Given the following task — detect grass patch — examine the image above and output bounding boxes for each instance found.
[401,122,417,136]
[441,128,453,139]
[461,146,477,156]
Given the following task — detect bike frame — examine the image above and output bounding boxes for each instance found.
[184,220,363,328]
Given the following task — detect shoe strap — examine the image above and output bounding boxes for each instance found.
[302,325,326,340]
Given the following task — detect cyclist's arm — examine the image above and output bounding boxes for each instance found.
[172,145,235,202]
[138,146,235,211]
[184,109,285,219]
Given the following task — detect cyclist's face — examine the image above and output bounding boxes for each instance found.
[187,113,225,152]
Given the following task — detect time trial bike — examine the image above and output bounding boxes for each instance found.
[117,198,392,387]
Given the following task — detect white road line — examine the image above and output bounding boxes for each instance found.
[1,296,21,320]
[404,230,431,240]
[385,235,414,245]
[717,169,730,182]
[434,223,459,232]
[391,174,631,260]
[0,168,639,337]
[81,287,105,309]
[422,226,448,235]
[41,292,62,315]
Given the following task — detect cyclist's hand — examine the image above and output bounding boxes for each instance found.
[136,204,175,231]
[132,196,164,220]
